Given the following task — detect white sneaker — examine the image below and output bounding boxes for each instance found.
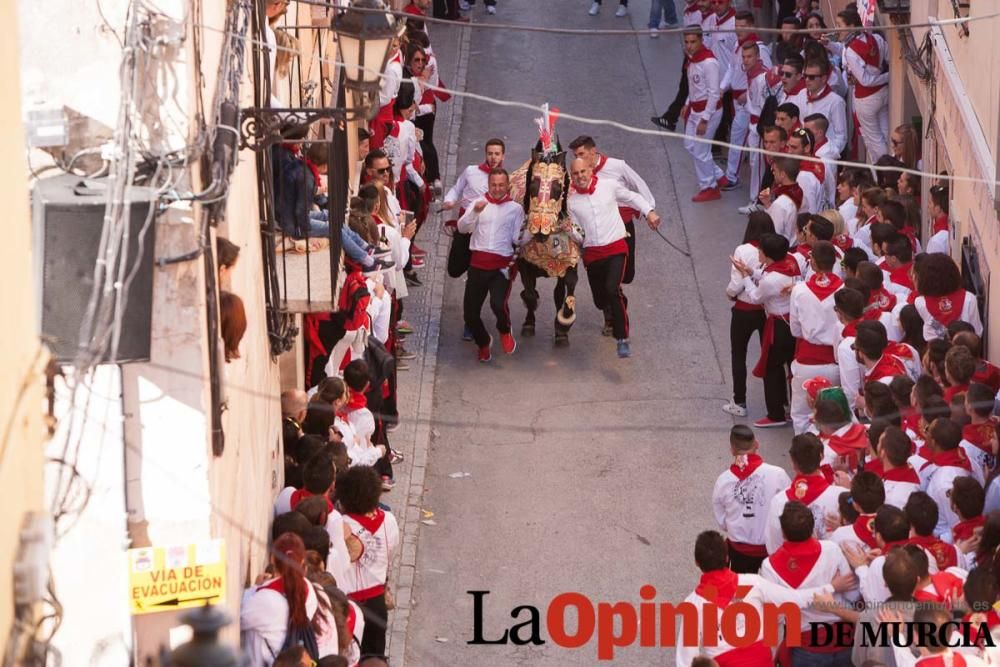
[486,4,496,13]
[722,400,748,417]
[649,28,658,38]
[459,0,471,10]
[659,19,678,28]
[588,2,600,15]
[615,4,628,17]
[737,202,759,215]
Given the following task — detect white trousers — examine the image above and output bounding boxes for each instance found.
[324,327,369,379]
[725,105,751,182]
[747,126,762,202]
[790,360,842,434]
[853,86,889,164]
[684,109,724,190]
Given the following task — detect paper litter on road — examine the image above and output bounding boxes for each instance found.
[421,519,437,526]
[447,472,471,478]
[435,637,449,643]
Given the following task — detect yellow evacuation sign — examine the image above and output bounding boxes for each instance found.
[128,540,225,615]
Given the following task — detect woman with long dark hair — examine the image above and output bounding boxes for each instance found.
[723,212,776,416]
[912,253,984,341]
[241,532,338,663]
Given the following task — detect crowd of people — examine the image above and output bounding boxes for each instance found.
[669,2,1000,666]
[237,2,459,665]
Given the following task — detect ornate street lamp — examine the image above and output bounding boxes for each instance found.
[332,0,400,114]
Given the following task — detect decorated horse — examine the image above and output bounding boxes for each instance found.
[508,107,581,346]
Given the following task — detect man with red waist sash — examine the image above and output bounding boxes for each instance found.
[731,232,800,428]
[682,26,726,203]
[569,135,656,286]
[789,241,843,433]
[567,158,660,359]
[456,168,524,363]
[721,11,771,193]
[840,12,889,163]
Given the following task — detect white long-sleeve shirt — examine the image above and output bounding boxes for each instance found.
[383,119,424,189]
[457,198,524,258]
[706,11,737,90]
[790,276,842,347]
[802,87,848,155]
[926,229,949,255]
[726,242,762,307]
[675,573,835,667]
[593,155,655,209]
[796,169,823,215]
[444,164,490,208]
[760,540,854,630]
[913,291,983,341]
[745,65,771,123]
[741,268,795,317]
[764,480,842,554]
[814,140,839,207]
[685,48,722,123]
[724,39,772,96]
[567,178,653,249]
[843,32,889,94]
[340,509,400,598]
[925,462,974,538]
[712,459,791,547]
[377,53,403,109]
[767,193,799,243]
[241,578,338,664]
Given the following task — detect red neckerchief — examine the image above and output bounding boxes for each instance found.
[290,488,334,513]
[786,474,831,504]
[814,137,828,153]
[738,33,760,48]
[847,32,881,67]
[763,255,802,277]
[841,318,860,339]
[865,457,884,476]
[807,84,834,103]
[806,272,844,301]
[826,424,869,470]
[572,175,597,195]
[952,515,986,543]
[943,383,969,404]
[714,8,736,23]
[908,535,959,570]
[899,226,919,250]
[887,262,914,290]
[793,242,811,258]
[784,79,806,96]
[852,514,879,550]
[747,62,768,80]
[345,389,368,413]
[933,214,949,233]
[901,409,921,437]
[922,289,967,326]
[478,162,493,174]
[933,447,972,472]
[800,158,825,184]
[402,2,426,16]
[347,508,386,534]
[700,8,713,20]
[869,287,897,312]
[882,464,920,485]
[768,538,822,588]
[914,572,965,607]
[689,46,716,64]
[303,158,323,186]
[730,453,764,481]
[885,341,916,365]
[593,154,609,174]
[973,360,1000,392]
[866,354,906,384]
[484,192,512,205]
[695,568,739,606]
[772,183,804,210]
[963,419,999,454]
[832,233,853,251]
[859,213,878,229]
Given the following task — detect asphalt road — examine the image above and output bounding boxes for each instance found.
[405,2,791,664]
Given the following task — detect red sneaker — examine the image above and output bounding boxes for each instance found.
[692,187,721,203]
[717,176,730,189]
[500,333,517,354]
[411,256,426,268]
[411,243,427,257]
[753,417,789,428]
[478,344,492,363]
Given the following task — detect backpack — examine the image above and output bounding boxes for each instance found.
[279,620,320,661]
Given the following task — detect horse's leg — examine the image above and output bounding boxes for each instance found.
[554,266,578,346]
[518,258,538,337]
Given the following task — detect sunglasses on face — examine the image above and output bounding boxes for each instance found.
[804,73,823,80]
[781,70,796,78]
[375,166,391,174]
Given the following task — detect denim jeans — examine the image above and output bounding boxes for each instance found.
[648,0,678,27]
[788,648,853,666]
[307,211,370,264]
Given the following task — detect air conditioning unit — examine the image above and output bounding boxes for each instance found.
[32,175,157,364]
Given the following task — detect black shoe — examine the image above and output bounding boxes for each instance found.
[554,332,569,347]
[404,270,422,287]
[370,258,395,270]
[601,321,614,337]
[521,321,536,337]
[651,116,676,132]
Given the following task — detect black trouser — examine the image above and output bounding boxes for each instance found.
[714,90,734,152]
[662,57,689,124]
[727,542,765,574]
[467,0,496,5]
[763,318,795,421]
[414,112,440,183]
[623,219,637,284]
[594,0,627,4]
[730,306,766,405]
[463,266,513,347]
[433,0,459,18]
[447,231,471,278]
[357,592,388,657]
[756,163,775,204]
[585,253,629,340]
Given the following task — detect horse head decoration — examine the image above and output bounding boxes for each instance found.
[510,105,581,278]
